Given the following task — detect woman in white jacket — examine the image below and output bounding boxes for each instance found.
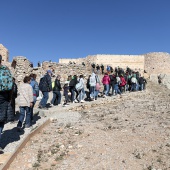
[17,76,33,130]
[90,72,96,100]
[78,75,85,103]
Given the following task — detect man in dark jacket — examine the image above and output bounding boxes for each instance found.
[39,70,52,109]
[0,55,14,152]
[51,75,62,106]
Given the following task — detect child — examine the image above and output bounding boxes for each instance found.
[63,81,69,106]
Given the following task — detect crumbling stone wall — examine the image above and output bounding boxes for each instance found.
[0,44,9,62]
[59,54,145,72]
[41,61,88,82]
[11,56,33,82]
[144,52,170,74]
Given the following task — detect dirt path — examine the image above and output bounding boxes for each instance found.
[6,82,170,170]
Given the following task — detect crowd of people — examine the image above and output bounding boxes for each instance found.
[0,54,147,153]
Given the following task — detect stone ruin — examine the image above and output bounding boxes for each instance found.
[1,44,170,88]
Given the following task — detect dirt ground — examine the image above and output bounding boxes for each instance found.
[7,82,170,170]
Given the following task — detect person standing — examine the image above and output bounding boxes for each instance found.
[11,77,18,117]
[30,73,39,122]
[69,75,78,103]
[17,76,33,130]
[96,64,100,74]
[78,75,85,103]
[63,81,69,106]
[51,75,62,106]
[39,70,52,109]
[102,73,110,96]
[101,64,104,74]
[0,55,13,152]
[90,72,97,100]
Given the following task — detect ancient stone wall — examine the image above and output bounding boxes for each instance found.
[0,44,9,62]
[11,56,33,82]
[1,44,170,89]
[59,54,145,73]
[59,58,86,65]
[144,52,170,74]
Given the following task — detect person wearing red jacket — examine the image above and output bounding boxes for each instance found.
[102,73,110,96]
[119,75,126,93]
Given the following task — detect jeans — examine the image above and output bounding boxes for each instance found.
[0,122,4,146]
[103,84,109,96]
[51,91,61,105]
[64,93,69,103]
[79,88,85,101]
[95,90,99,99]
[90,86,95,98]
[17,106,31,128]
[40,91,49,107]
[69,87,75,102]
[140,84,144,91]
[30,96,36,121]
[131,83,136,91]
[109,83,115,95]
[114,84,121,95]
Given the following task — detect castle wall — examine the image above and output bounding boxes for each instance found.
[59,58,85,64]
[144,52,170,74]
[95,54,144,70]
[59,54,145,71]
[0,44,9,62]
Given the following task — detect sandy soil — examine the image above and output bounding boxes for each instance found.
[5,82,170,170]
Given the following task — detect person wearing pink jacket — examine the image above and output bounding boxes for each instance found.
[102,73,110,96]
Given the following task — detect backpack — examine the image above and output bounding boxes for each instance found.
[109,75,114,81]
[131,77,136,84]
[75,81,83,91]
[39,76,46,91]
[0,65,13,91]
[116,77,121,84]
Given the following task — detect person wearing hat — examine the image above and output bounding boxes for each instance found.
[39,70,52,109]
[0,55,14,152]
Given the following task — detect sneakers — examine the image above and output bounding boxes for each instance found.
[74,99,78,103]
[25,126,32,130]
[50,103,54,107]
[80,100,85,103]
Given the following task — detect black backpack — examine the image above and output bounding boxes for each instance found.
[39,76,46,91]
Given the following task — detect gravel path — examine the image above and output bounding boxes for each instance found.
[1,81,170,170]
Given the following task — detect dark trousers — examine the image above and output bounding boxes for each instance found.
[17,106,31,128]
[51,91,61,105]
[11,97,16,116]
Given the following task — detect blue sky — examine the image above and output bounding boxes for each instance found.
[0,0,170,66]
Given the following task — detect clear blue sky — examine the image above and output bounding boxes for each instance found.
[0,0,170,66]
